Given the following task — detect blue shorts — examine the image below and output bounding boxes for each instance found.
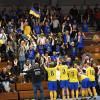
[48,81,57,91]
[69,82,79,90]
[89,81,96,87]
[60,80,69,88]
[81,78,90,88]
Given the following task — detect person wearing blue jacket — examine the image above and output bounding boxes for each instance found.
[37,44,44,56]
[44,21,51,36]
[33,22,41,36]
[27,46,35,66]
[76,32,84,56]
[50,52,58,61]
[44,39,52,55]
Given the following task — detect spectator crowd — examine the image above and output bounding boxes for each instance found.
[0,3,100,99]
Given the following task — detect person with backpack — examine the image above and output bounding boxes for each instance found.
[29,62,45,100]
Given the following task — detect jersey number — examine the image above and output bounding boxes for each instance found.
[90,70,94,75]
[71,72,74,76]
[62,69,66,74]
[50,71,54,76]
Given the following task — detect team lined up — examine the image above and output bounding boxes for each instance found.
[45,61,97,100]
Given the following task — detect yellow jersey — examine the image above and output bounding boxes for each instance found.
[58,65,68,80]
[45,67,57,81]
[78,74,89,82]
[68,68,78,82]
[24,25,31,36]
[86,67,95,81]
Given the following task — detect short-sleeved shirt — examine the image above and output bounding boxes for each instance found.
[86,67,95,81]
[58,65,69,80]
[68,68,78,82]
[45,67,57,81]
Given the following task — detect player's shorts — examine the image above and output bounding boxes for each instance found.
[60,80,69,88]
[69,82,79,90]
[89,81,96,87]
[48,81,57,91]
[81,78,90,88]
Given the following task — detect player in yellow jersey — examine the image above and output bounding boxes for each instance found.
[86,63,97,99]
[57,62,69,100]
[68,64,79,100]
[78,73,90,100]
[44,62,57,100]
